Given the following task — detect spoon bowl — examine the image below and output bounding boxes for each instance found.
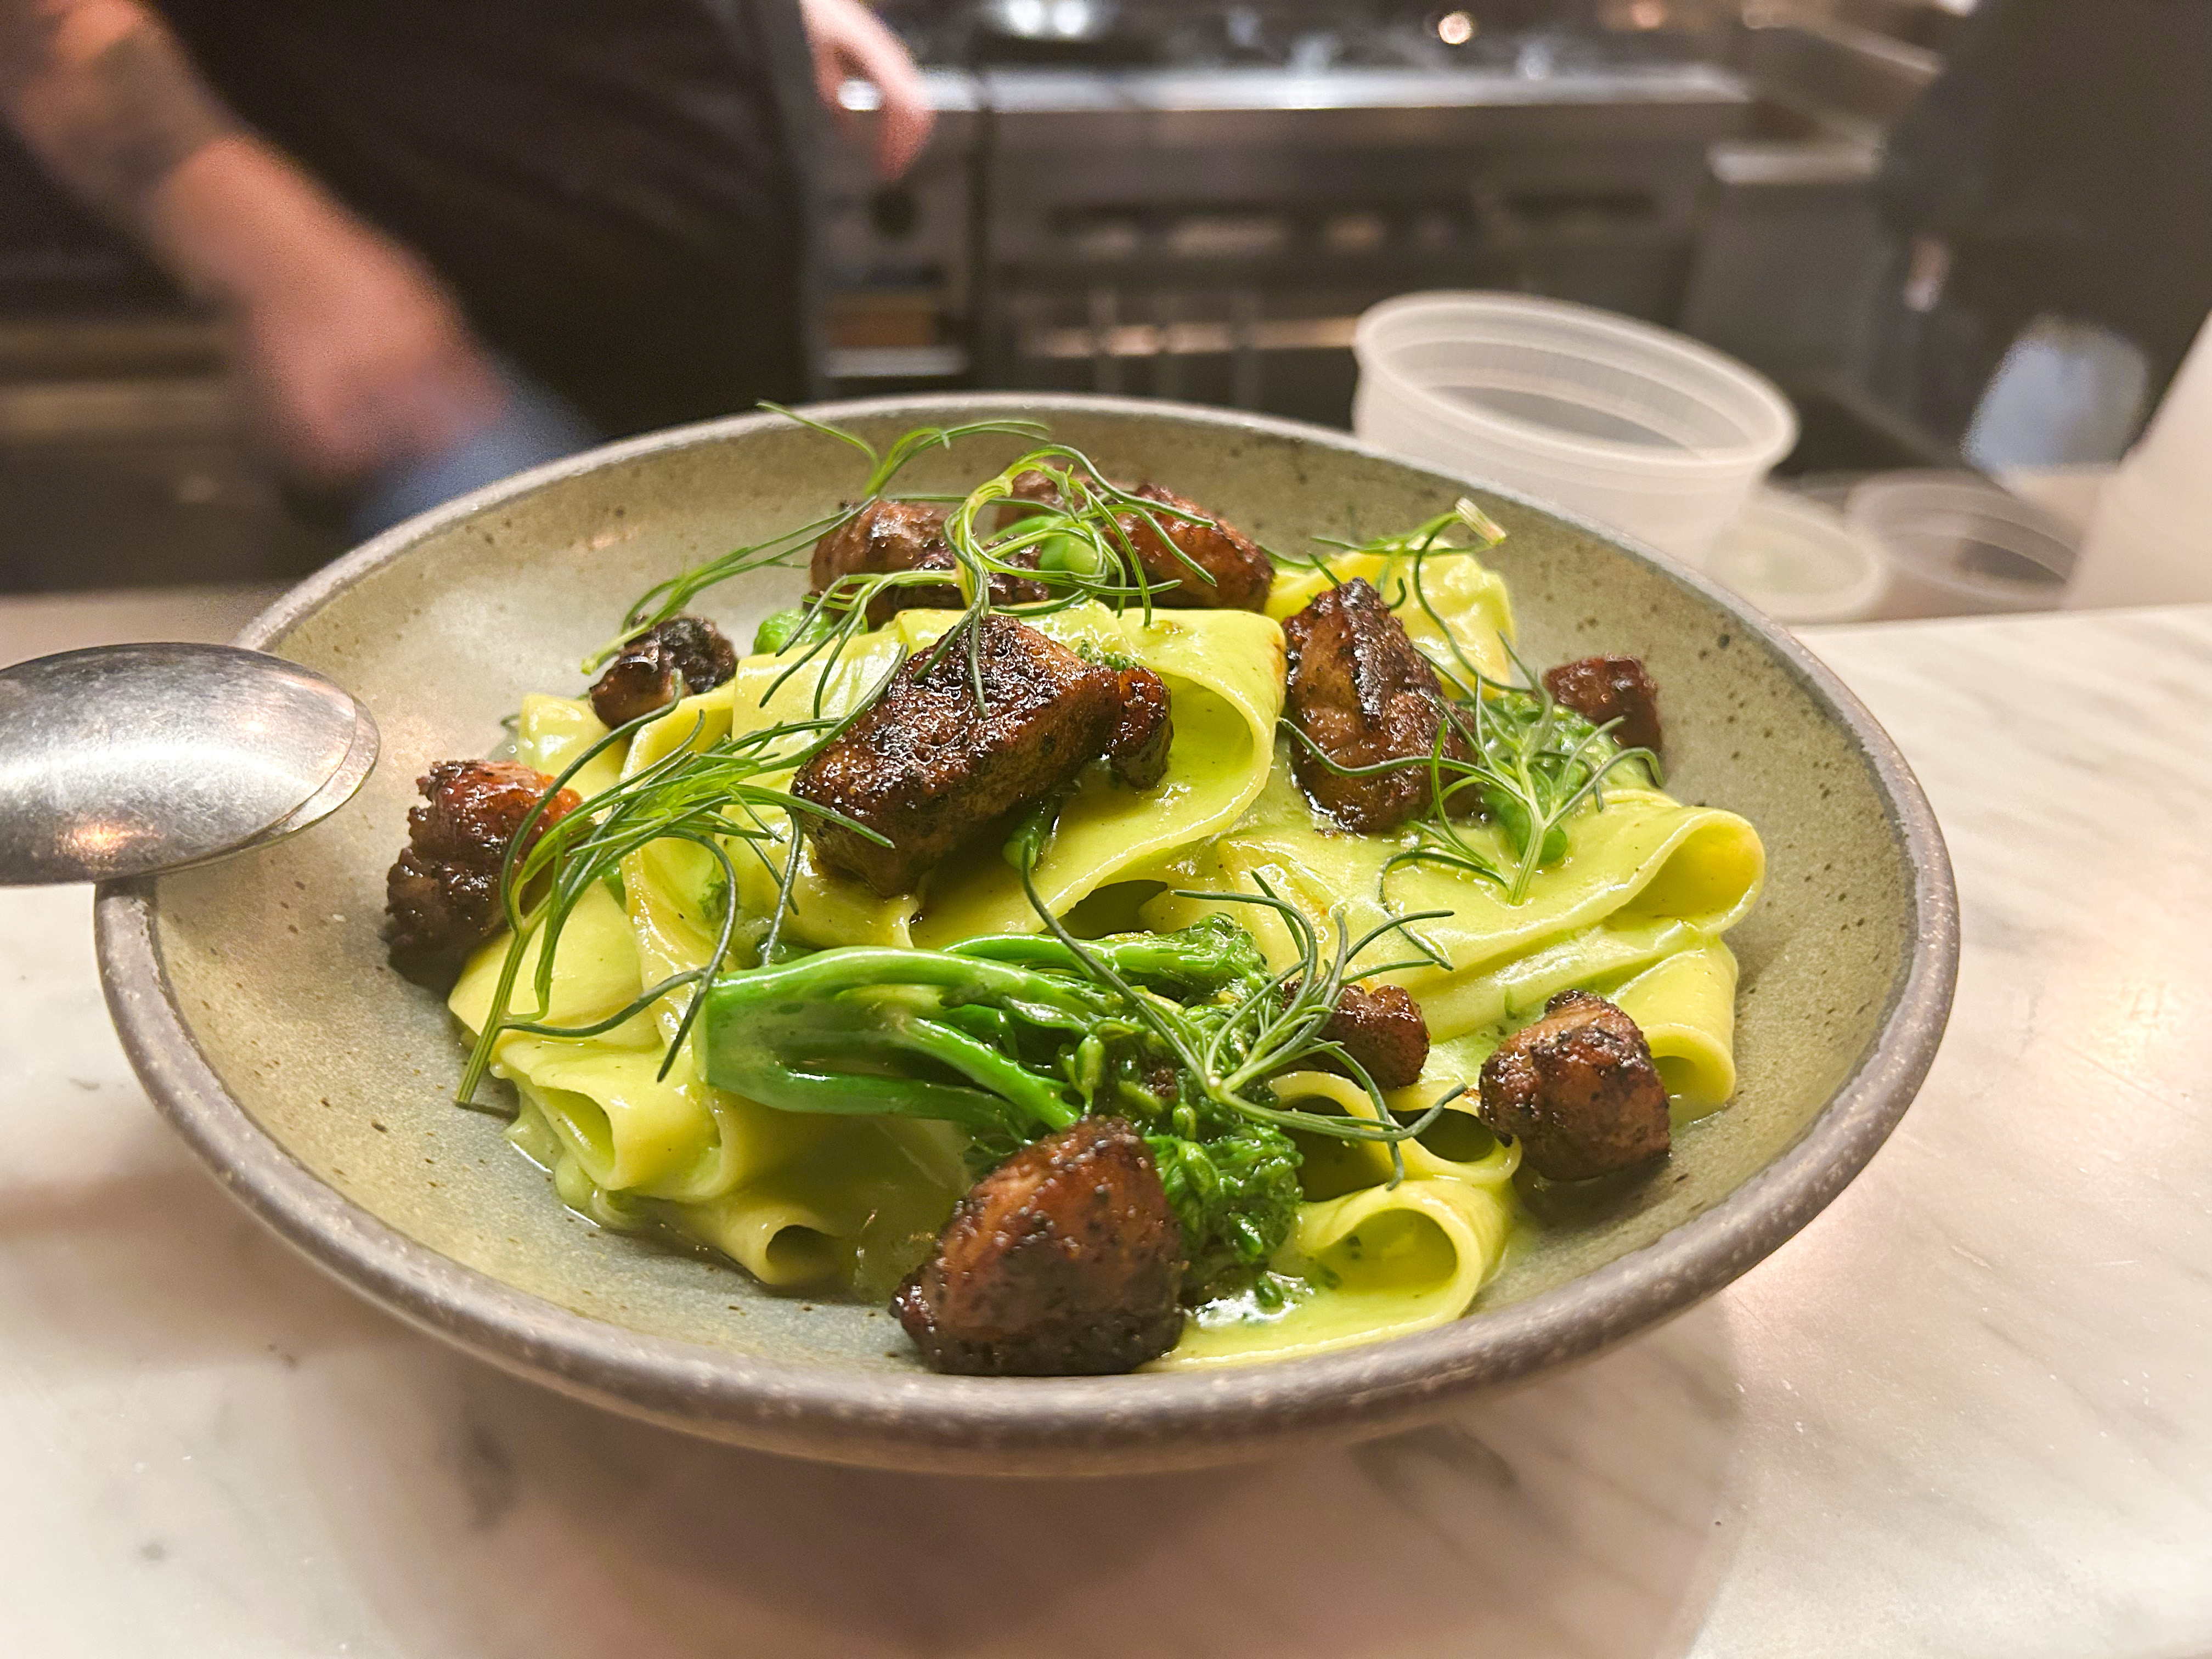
[0,642,377,885]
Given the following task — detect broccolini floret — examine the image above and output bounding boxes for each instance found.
[696,915,1314,1296]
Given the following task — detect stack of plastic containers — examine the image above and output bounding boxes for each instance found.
[1351,292,1798,564]
[2068,313,2212,607]
[1706,489,1889,625]
[1846,472,2076,619]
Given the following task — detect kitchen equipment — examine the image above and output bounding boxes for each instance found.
[1352,291,1797,562]
[97,393,1955,1476]
[0,313,336,592]
[819,20,1756,424]
[1847,471,2076,620]
[973,0,1130,58]
[0,642,376,884]
[1707,487,1888,625]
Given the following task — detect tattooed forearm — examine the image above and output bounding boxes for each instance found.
[0,0,243,230]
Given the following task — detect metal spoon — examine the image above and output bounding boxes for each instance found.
[0,642,377,885]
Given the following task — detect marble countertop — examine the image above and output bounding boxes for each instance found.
[5,585,2209,1657]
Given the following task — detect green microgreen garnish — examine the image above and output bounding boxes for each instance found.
[583,410,1053,674]
[1292,494,1509,583]
[1000,795,1456,1174]
[739,441,1210,718]
[689,794,1460,1292]
[453,671,895,1108]
[599,404,1275,719]
[469,422,1522,1284]
[1284,496,1658,908]
[693,795,1452,1161]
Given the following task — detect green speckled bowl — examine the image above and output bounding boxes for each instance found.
[97,396,1956,1476]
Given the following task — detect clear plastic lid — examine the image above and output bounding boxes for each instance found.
[1707,490,1889,625]
[1847,472,2075,616]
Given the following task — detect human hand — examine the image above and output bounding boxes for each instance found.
[798,0,934,180]
[227,222,508,484]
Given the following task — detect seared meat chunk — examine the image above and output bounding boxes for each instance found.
[811,499,961,627]
[811,498,949,593]
[1476,989,1670,1181]
[1118,483,1273,612]
[1543,654,1662,757]
[1000,471,1272,612]
[1319,981,1431,1091]
[793,614,1122,895]
[385,760,580,988]
[894,1116,1186,1375]
[1105,665,1173,789]
[588,616,737,728]
[996,467,1064,528]
[1283,577,1469,833]
[810,498,1045,628]
[1279,979,1430,1091]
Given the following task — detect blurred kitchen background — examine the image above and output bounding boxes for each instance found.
[820,0,1947,427]
[0,0,2194,608]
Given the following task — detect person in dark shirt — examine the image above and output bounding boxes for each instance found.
[0,0,930,499]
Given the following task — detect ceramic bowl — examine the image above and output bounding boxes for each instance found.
[98,395,1956,1476]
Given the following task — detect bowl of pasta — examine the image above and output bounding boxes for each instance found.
[98,394,1956,1475]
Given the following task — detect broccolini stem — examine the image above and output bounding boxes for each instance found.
[712,945,1117,1020]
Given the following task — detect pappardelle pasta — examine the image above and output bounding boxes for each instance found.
[385,414,1763,1376]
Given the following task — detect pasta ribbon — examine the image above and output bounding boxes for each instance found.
[512,693,625,799]
[1139,769,1763,1042]
[451,874,967,1291]
[451,523,1764,1350]
[1153,1070,1520,1367]
[1159,1178,1517,1368]
[616,602,1288,952]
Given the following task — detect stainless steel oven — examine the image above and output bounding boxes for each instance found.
[819,3,1753,426]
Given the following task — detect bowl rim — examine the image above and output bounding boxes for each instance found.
[95,392,1958,1467]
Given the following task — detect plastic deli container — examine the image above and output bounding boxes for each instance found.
[1351,292,1798,565]
[1706,489,1889,625]
[1846,472,2076,620]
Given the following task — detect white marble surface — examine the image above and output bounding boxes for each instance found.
[4,590,2210,1656]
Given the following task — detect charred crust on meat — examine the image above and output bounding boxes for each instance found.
[1316,981,1431,1091]
[995,469,1064,526]
[1542,655,1662,757]
[1118,483,1273,611]
[791,614,1127,896]
[1105,665,1173,789]
[1279,978,1430,1091]
[588,616,737,729]
[810,498,1046,627]
[810,498,949,595]
[999,471,1272,612]
[1476,989,1670,1182]
[1282,577,1469,833]
[893,1116,1186,1375]
[384,760,580,990]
